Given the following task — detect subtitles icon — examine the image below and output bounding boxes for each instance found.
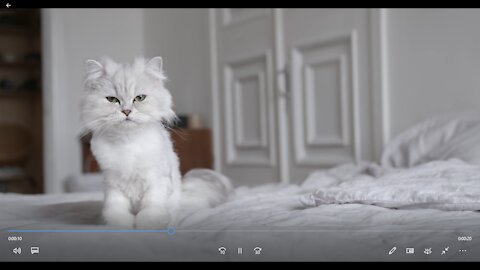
[31,247,39,255]
[406,248,415,254]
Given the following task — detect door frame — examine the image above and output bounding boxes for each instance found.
[41,9,70,193]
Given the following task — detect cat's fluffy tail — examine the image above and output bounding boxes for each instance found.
[180,169,234,212]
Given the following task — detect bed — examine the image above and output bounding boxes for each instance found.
[2,111,480,261]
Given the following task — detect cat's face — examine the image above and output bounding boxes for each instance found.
[81,57,175,133]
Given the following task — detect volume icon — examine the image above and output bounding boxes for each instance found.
[13,247,21,255]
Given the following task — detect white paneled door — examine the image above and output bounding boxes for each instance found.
[210,9,384,186]
[282,9,376,183]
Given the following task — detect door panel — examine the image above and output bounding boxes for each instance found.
[224,53,274,166]
[213,9,278,186]
[282,9,374,183]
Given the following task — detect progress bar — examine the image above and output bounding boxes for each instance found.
[7,227,176,235]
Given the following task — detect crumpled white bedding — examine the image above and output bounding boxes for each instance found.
[300,159,480,211]
[381,110,480,169]
[2,159,480,231]
[1,159,480,261]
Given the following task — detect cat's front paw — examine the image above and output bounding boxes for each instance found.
[103,208,135,229]
[135,208,171,229]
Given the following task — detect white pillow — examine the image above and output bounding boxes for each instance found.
[381,111,480,168]
[65,173,103,193]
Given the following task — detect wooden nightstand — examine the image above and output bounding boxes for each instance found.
[81,128,213,175]
[170,128,213,175]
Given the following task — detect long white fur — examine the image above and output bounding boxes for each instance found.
[81,56,233,229]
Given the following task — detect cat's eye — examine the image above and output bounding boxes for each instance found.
[134,94,146,102]
[106,96,120,103]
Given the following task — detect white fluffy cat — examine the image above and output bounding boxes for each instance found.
[81,56,232,229]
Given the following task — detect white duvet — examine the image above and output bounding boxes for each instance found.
[1,159,480,261]
[300,159,480,211]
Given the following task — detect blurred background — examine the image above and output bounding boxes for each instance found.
[1,8,480,194]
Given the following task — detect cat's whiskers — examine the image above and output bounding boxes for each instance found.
[165,125,187,141]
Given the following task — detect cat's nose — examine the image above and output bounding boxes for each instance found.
[121,109,132,116]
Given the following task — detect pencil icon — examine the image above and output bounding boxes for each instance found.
[388,247,397,255]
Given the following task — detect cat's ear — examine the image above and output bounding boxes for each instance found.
[84,59,105,91]
[85,59,104,77]
[146,56,163,73]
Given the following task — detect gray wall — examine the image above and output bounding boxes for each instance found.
[143,9,211,128]
[387,9,480,137]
